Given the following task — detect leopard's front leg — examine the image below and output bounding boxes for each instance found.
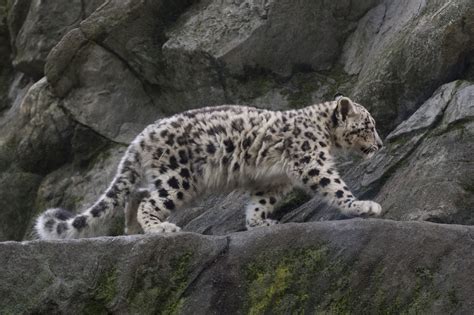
[288,160,381,217]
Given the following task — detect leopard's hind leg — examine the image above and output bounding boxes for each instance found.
[245,183,293,230]
[137,168,197,233]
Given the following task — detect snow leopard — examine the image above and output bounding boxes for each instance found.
[35,94,383,239]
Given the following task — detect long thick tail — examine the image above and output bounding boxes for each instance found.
[35,145,142,239]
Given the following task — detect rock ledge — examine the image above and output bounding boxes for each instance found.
[1,219,473,314]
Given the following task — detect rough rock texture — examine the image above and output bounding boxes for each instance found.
[0,0,473,311]
[8,0,105,78]
[0,0,12,111]
[1,220,473,314]
[283,80,474,225]
[0,0,470,238]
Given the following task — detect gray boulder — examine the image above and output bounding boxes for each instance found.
[8,0,105,78]
[284,80,474,225]
[0,171,42,241]
[347,0,474,133]
[1,220,473,314]
[0,78,75,241]
[0,0,12,111]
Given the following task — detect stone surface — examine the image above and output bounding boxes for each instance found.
[59,43,159,143]
[0,171,42,241]
[14,78,75,174]
[0,0,473,311]
[1,220,473,314]
[386,82,459,140]
[8,0,105,78]
[348,0,474,134]
[172,190,248,235]
[164,0,379,76]
[282,80,474,225]
[0,0,472,241]
[0,0,12,111]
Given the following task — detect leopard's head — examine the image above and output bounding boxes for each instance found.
[332,94,383,159]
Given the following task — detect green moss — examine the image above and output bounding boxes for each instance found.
[368,265,441,315]
[245,246,341,314]
[387,135,411,147]
[128,252,193,314]
[243,246,448,314]
[401,267,440,314]
[447,288,460,312]
[432,119,469,137]
[83,268,118,315]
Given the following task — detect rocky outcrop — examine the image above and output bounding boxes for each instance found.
[8,0,105,79]
[0,0,471,242]
[0,0,473,312]
[348,0,474,130]
[283,80,474,225]
[0,0,12,111]
[1,220,473,314]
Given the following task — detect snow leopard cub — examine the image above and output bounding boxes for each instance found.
[36,94,383,239]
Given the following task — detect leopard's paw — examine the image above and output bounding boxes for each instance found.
[353,200,382,216]
[144,222,181,233]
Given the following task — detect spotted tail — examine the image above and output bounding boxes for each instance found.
[35,146,141,239]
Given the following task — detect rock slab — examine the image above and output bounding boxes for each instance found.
[1,220,473,314]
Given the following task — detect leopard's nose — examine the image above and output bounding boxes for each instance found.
[374,131,383,149]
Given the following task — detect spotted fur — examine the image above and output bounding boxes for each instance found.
[35,95,383,239]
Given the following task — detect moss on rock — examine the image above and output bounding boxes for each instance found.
[127,252,193,315]
[244,246,336,314]
[243,245,448,314]
[83,268,119,315]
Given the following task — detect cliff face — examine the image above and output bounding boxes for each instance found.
[0,0,473,313]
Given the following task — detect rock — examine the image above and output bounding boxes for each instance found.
[372,82,474,224]
[281,80,474,225]
[14,78,75,174]
[41,0,474,146]
[166,0,380,76]
[0,77,76,241]
[30,144,127,239]
[0,1,474,311]
[347,0,474,134]
[57,42,159,143]
[1,220,473,313]
[44,28,89,97]
[0,0,12,111]
[0,0,473,243]
[8,0,105,78]
[0,73,34,175]
[45,0,224,142]
[351,81,473,224]
[0,171,42,241]
[440,82,474,128]
[386,82,459,140]
[172,191,248,235]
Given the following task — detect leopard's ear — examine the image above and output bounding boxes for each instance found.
[334,92,344,101]
[336,96,357,121]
